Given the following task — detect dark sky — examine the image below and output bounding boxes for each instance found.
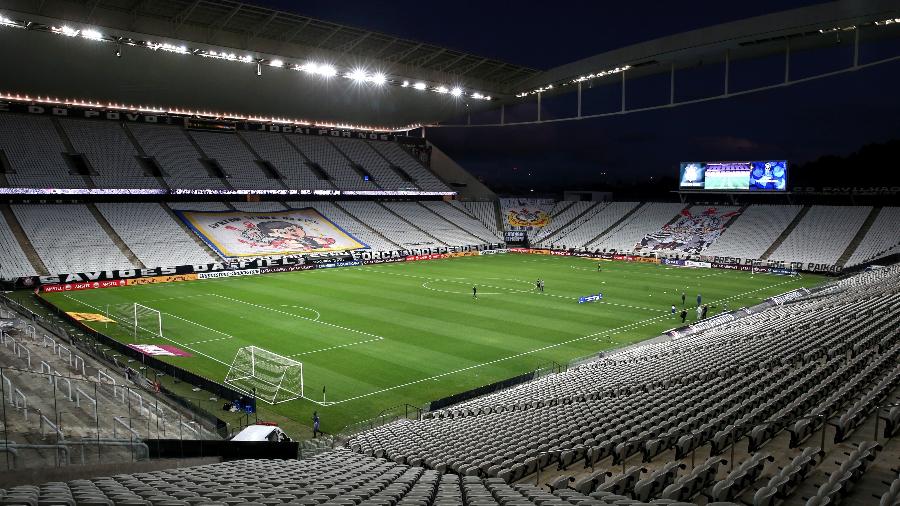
[253,1,900,191]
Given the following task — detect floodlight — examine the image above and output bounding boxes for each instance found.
[413,82,427,90]
[401,80,410,87]
[371,73,387,85]
[59,26,79,37]
[347,68,368,82]
[81,28,103,40]
[270,59,284,67]
[450,87,463,97]
[316,64,337,77]
[436,86,449,94]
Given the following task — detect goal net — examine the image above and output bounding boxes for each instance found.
[108,303,163,341]
[224,346,304,404]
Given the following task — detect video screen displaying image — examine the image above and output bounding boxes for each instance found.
[749,160,787,191]
[679,160,788,191]
[679,163,706,188]
[704,162,752,190]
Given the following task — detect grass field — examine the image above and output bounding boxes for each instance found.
[41,254,824,434]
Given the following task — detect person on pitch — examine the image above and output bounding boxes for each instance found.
[472,286,477,299]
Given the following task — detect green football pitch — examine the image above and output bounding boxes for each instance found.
[41,254,824,434]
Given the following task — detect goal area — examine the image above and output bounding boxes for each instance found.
[224,346,304,404]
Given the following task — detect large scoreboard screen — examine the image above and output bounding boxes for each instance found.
[679,160,787,191]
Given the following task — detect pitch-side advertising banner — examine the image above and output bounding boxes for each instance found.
[176,208,367,258]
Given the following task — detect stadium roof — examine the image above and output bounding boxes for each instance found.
[4,0,540,92]
[510,0,900,99]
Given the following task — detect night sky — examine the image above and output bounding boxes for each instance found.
[255,0,900,192]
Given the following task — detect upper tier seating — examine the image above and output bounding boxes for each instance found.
[368,141,450,192]
[129,123,229,190]
[240,131,334,190]
[702,205,802,260]
[0,114,88,188]
[59,118,162,189]
[845,206,900,267]
[11,204,133,273]
[96,203,216,266]
[769,205,871,266]
[188,131,275,190]
[331,137,409,190]
[288,136,376,191]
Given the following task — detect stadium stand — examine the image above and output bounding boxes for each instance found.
[634,206,742,255]
[331,137,410,190]
[0,114,89,189]
[128,123,230,190]
[95,203,217,267]
[527,201,587,245]
[167,202,233,212]
[459,201,502,237]
[540,202,640,249]
[59,119,160,189]
[382,202,481,246]
[11,204,133,273]
[702,205,803,261]
[338,201,445,248]
[0,311,220,471]
[535,202,607,249]
[188,131,277,190]
[240,131,335,191]
[0,215,33,279]
[286,201,400,252]
[420,201,501,243]
[590,202,686,252]
[845,207,900,267]
[288,136,376,191]
[368,141,451,192]
[768,206,872,266]
[347,264,900,500]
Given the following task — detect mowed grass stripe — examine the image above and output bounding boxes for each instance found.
[43,255,823,432]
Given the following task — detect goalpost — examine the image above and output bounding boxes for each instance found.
[224,346,304,405]
[107,303,163,341]
[133,303,162,340]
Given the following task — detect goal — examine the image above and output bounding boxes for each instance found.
[109,303,163,341]
[224,346,304,404]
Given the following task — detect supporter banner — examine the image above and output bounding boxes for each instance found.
[635,207,741,254]
[478,249,508,256]
[127,344,193,357]
[684,260,711,268]
[578,294,602,303]
[197,269,261,279]
[500,198,554,231]
[126,274,198,286]
[504,230,527,242]
[176,208,367,258]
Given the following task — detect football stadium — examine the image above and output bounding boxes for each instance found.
[0,0,898,504]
